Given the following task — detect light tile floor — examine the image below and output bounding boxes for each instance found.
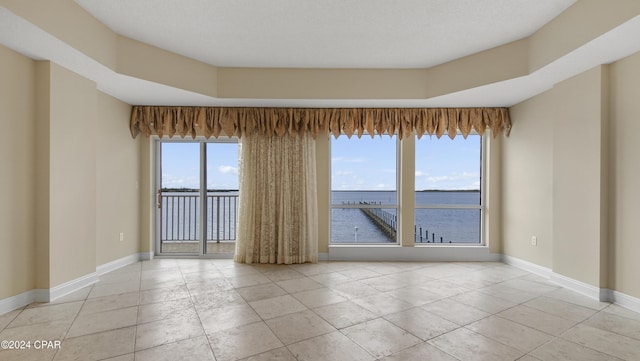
[1,260,640,361]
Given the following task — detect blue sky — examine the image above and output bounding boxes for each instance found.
[332,134,481,191]
[161,142,238,190]
[161,135,481,191]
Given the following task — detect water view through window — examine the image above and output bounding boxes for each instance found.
[331,134,482,244]
[159,141,239,254]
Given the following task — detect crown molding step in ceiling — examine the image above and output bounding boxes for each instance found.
[0,0,639,107]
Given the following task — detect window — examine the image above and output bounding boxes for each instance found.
[414,134,482,244]
[331,135,398,243]
[330,133,483,245]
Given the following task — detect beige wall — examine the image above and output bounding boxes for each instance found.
[506,54,640,299]
[7,0,640,103]
[504,66,609,287]
[503,91,555,267]
[95,92,139,265]
[608,51,640,298]
[116,37,218,98]
[48,63,98,287]
[1,43,142,301]
[551,66,607,287]
[34,62,51,289]
[0,0,118,69]
[0,46,36,299]
[529,0,640,72]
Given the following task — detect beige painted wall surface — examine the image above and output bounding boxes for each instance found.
[96,91,139,266]
[609,51,640,298]
[34,62,51,289]
[0,0,118,69]
[217,68,431,100]
[3,0,640,104]
[503,91,554,268]
[48,64,97,287]
[529,0,640,72]
[116,37,218,98]
[424,39,528,99]
[399,135,416,247]
[552,66,605,287]
[0,45,36,299]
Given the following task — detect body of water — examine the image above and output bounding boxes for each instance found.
[160,190,481,244]
[331,190,481,244]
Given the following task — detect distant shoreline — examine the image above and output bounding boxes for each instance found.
[162,188,479,193]
[162,188,238,193]
[333,189,480,193]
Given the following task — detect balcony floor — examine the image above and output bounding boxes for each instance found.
[161,241,235,254]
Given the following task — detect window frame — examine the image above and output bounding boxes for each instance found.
[153,136,240,257]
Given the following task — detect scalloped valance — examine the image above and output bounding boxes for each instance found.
[130,106,511,140]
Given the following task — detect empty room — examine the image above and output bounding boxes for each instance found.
[1,0,640,360]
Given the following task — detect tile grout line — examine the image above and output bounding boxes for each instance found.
[182,262,222,361]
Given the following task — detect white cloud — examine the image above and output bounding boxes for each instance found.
[218,165,238,174]
[427,175,451,182]
[331,156,366,163]
[427,172,479,183]
[161,174,199,189]
[334,171,354,176]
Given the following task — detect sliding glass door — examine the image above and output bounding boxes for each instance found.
[204,142,239,254]
[156,140,238,256]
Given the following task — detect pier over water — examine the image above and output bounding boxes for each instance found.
[343,201,451,243]
[359,202,396,240]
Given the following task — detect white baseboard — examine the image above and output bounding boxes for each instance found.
[97,253,144,275]
[549,272,601,301]
[32,289,50,303]
[49,272,99,302]
[0,252,147,315]
[502,254,640,312]
[501,255,553,278]
[606,289,640,313]
[0,290,42,315]
[328,245,501,262]
[139,252,153,261]
[0,272,99,315]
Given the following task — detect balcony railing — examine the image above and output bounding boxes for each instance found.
[160,193,238,242]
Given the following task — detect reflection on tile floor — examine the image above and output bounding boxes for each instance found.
[1,260,640,361]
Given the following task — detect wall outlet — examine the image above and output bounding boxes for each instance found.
[531,236,537,246]
[119,232,124,242]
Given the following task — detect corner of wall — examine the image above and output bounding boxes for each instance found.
[600,64,611,289]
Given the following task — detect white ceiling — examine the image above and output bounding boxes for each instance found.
[75,0,575,68]
[2,1,640,107]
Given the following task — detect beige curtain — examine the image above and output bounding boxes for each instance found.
[234,131,318,264]
[130,106,511,140]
